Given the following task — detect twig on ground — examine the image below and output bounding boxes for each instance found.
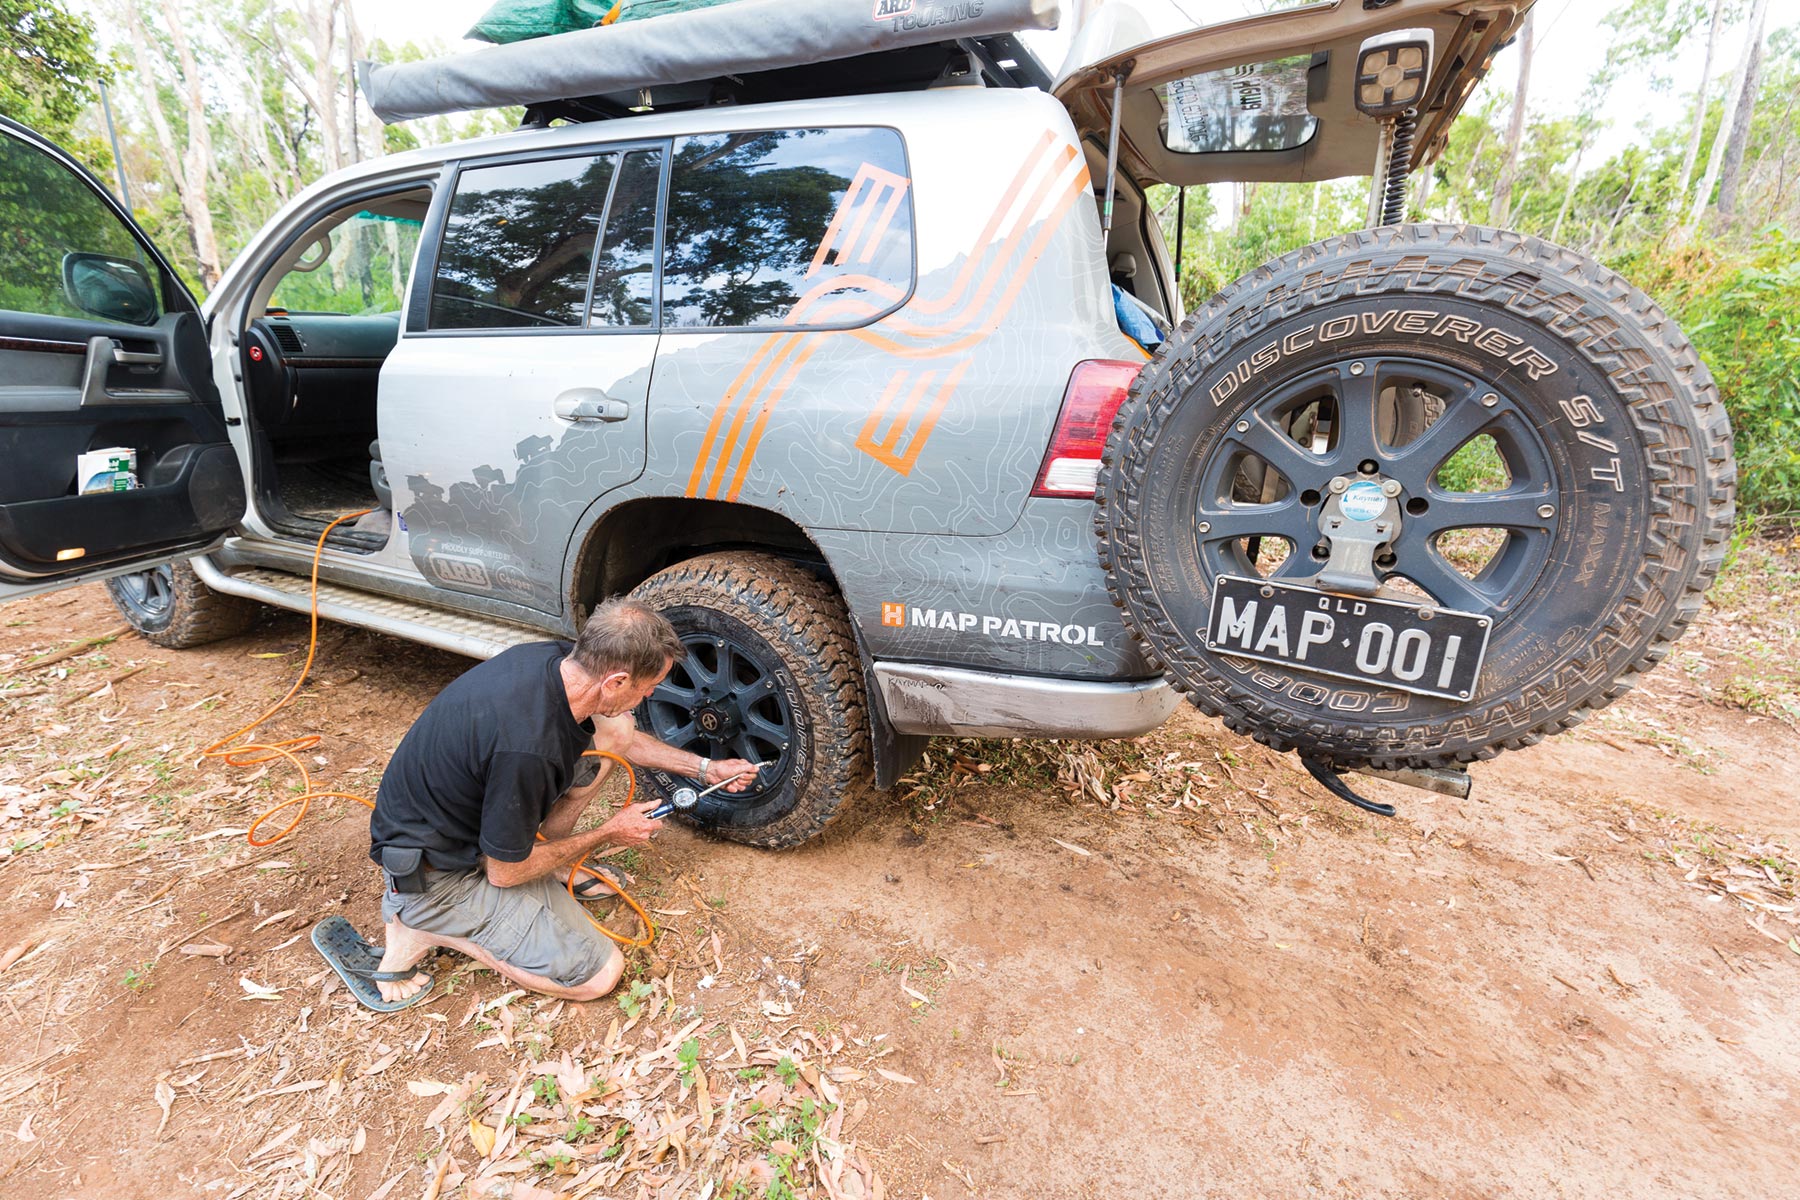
[2,626,131,675]
[157,906,248,959]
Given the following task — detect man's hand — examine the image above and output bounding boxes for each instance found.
[708,758,762,793]
[598,800,665,846]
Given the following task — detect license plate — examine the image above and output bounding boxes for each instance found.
[1204,576,1491,701]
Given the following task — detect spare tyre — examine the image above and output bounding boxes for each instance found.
[1096,224,1735,769]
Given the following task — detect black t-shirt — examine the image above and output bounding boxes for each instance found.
[370,641,594,870]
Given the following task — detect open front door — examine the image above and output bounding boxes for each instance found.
[0,117,243,602]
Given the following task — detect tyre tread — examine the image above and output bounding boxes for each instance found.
[631,553,869,849]
[1096,224,1735,769]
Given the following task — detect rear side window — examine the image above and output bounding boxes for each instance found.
[588,148,662,328]
[429,154,616,329]
[661,127,912,330]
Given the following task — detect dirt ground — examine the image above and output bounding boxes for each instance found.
[1,542,1797,1200]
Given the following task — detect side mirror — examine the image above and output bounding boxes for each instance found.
[61,252,160,326]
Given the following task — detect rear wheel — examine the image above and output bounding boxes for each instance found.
[629,552,869,848]
[1097,224,1735,769]
[105,560,262,649]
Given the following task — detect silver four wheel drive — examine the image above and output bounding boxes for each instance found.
[0,0,1732,845]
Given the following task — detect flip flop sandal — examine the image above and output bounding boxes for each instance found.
[570,861,630,901]
[310,915,435,1013]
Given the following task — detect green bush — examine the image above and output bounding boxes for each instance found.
[1616,228,1800,519]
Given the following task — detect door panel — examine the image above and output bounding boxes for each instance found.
[381,144,663,615]
[0,118,239,599]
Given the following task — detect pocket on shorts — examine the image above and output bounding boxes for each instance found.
[512,888,616,988]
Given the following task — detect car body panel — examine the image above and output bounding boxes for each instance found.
[382,332,659,614]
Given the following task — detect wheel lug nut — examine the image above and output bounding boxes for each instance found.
[1381,480,1402,497]
[1537,504,1556,519]
[1329,479,1348,493]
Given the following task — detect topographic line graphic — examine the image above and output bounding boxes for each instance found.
[685,132,1092,502]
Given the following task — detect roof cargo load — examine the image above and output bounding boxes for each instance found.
[360,0,1061,124]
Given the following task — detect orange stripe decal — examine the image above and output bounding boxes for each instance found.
[702,333,803,499]
[855,360,970,476]
[683,128,1089,498]
[724,340,821,501]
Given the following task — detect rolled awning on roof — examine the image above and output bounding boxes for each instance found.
[360,0,1062,123]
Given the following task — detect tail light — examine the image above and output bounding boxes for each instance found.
[1031,360,1143,498]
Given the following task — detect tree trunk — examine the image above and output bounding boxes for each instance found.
[1490,10,1534,227]
[122,0,223,289]
[1550,131,1585,243]
[156,0,224,289]
[1591,165,1642,258]
[307,0,345,177]
[1684,0,1771,236]
[345,0,368,164]
[1676,0,1726,207]
[1717,13,1766,216]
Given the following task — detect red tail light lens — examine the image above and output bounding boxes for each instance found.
[1031,360,1143,498]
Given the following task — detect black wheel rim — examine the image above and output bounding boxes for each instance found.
[642,631,794,811]
[113,563,175,624]
[1193,355,1561,619]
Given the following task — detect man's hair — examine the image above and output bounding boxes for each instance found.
[570,598,686,681]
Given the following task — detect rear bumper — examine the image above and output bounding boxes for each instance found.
[873,663,1179,739]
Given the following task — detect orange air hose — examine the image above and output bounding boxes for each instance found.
[207,509,659,948]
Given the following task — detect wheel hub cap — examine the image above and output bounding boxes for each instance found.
[1316,473,1403,596]
[1193,355,1565,620]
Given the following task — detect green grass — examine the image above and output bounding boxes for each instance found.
[1434,434,1510,493]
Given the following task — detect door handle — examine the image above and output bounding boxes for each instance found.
[79,336,182,407]
[553,388,629,423]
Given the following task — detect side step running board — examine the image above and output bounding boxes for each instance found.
[190,557,543,661]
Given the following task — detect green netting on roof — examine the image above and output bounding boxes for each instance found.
[467,1,614,45]
[468,0,746,44]
[614,0,743,21]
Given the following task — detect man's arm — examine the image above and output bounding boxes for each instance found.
[624,727,759,792]
[537,766,608,842]
[485,800,661,888]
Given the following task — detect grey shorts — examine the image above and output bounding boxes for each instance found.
[381,864,619,989]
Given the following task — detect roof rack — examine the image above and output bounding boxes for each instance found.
[516,34,1052,127]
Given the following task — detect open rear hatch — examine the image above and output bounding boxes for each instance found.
[1051,0,1532,189]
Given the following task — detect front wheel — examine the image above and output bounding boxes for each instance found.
[105,560,263,649]
[629,552,870,848]
[1097,224,1736,769]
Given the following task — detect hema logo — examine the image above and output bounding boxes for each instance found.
[873,0,912,17]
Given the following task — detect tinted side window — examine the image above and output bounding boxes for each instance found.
[661,128,912,329]
[588,148,662,328]
[0,133,160,325]
[429,154,615,330]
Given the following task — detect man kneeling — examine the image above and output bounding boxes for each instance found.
[362,599,756,1006]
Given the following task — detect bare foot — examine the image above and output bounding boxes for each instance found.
[374,918,434,1003]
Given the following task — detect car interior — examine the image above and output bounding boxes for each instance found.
[236,187,432,548]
